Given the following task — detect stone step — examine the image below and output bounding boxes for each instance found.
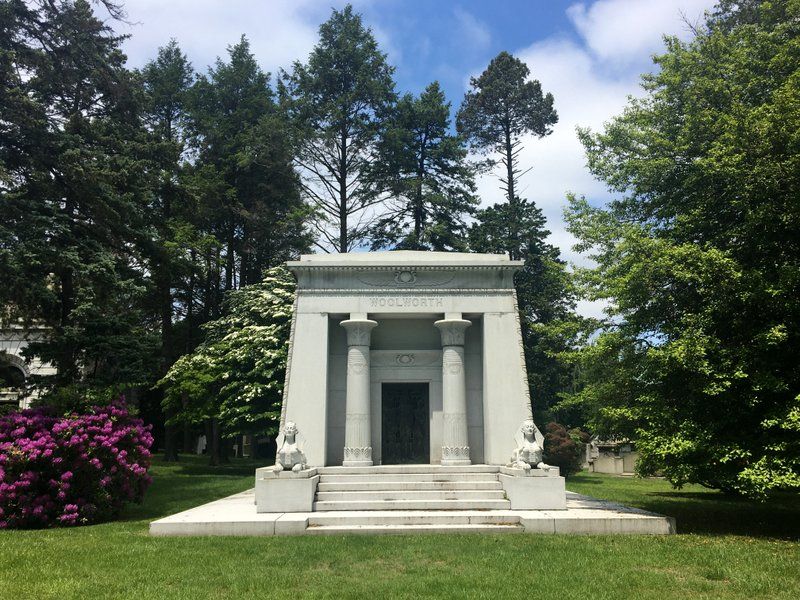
[316,490,507,501]
[313,499,511,511]
[317,481,503,492]
[308,510,520,526]
[317,465,500,475]
[306,523,524,535]
[318,472,499,483]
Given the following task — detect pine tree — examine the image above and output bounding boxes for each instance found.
[284,5,396,252]
[456,51,557,260]
[368,82,477,251]
[459,52,572,420]
[188,37,309,291]
[1,0,158,391]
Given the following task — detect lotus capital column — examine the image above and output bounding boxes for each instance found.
[435,317,471,466]
[340,317,378,467]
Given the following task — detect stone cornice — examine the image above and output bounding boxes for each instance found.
[288,264,520,272]
[295,288,516,295]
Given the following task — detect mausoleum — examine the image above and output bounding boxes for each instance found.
[151,251,676,535]
[278,250,537,468]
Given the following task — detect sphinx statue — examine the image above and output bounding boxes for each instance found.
[273,421,308,473]
[509,419,551,471]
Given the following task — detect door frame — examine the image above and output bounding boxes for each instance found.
[370,350,442,464]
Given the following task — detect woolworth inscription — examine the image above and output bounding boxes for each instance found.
[369,296,444,308]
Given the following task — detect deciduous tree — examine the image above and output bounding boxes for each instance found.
[159,267,295,464]
[563,0,800,497]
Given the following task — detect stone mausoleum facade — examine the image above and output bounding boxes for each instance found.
[278,251,537,468]
[150,251,676,533]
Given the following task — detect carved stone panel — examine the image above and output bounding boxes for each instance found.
[371,350,442,369]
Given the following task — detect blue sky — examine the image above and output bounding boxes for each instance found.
[110,0,717,316]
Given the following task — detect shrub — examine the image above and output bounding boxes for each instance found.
[543,422,586,477]
[0,401,153,528]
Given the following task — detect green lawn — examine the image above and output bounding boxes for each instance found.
[1,457,798,600]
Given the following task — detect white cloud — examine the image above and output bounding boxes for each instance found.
[471,1,717,318]
[110,0,350,73]
[567,0,716,65]
[453,8,491,50]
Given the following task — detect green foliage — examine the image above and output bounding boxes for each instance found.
[457,51,557,257]
[0,0,160,389]
[563,0,800,497]
[369,82,477,251]
[159,267,295,437]
[284,4,396,252]
[457,52,576,423]
[189,37,310,289]
[469,199,583,423]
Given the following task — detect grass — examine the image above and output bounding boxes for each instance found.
[0,457,797,600]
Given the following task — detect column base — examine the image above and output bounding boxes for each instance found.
[343,446,372,467]
[441,446,471,466]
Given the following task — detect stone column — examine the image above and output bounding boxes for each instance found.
[340,317,378,467]
[434,317,472,466]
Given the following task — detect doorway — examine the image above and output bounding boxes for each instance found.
[381,382,429,464]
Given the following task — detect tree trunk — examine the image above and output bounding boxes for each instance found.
[209,418,221,466]
[182,422,193,455]
[414,143,427,249]
[226,220,235,290]
[181,392,193,454]
[504,124,519,261]
[339,128,348,252]
[187,249,196,350]
[58,266,76,381]
[163,414,179,462]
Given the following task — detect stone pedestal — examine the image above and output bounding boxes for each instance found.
[499,468,566,510]
[435,318,471,466]
[340,317,378,467]
[255,467,319,513]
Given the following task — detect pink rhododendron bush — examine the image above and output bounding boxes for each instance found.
[0,402,153,528]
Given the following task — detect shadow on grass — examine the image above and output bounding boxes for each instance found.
[640,494,799,540]
[569,473,800,540]
[119,455,260,522]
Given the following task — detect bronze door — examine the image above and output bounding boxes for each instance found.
[381,383,430,464]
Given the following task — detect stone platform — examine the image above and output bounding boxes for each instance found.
[257,464,567,513]
[150,489,675,536]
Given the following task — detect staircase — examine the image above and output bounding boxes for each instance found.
[303,465,522,534]
[313,465,510,512]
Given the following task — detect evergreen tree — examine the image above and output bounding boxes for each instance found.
[188,37,309,292]
[469,201,578,422]
[459,52,572,420]
[0,0,158,391]
[284,5,396,252]
[368,82,477,251]
[140,40,195,460]
[140,40,195,363]
[456,51,557,260]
